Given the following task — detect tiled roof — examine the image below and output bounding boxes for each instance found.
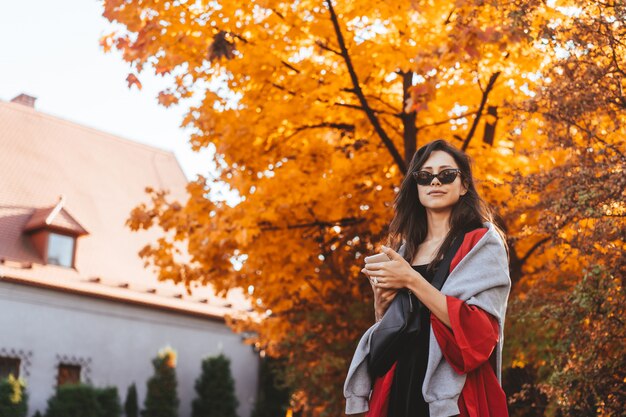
[23,198,88,235]
[0,99,251,320]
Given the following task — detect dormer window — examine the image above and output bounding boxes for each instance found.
[47,233,76,267]
[23,196,88,268]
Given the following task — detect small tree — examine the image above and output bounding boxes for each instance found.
[124,383,139,417]
[0,375,28,417]
[141,346,179,417]
[191,354,239,417]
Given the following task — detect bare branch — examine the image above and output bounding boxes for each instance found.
[315,40,342,57]
[324,0,406,173]
[461,71,501,151]
[365,94,400,114]
[444,8,456,24]
[281,60,301,74]
[293,122,355,133]
[284,122,355,140]
[333,102,402,118]
[520,236,551,264]
[401,70,417,166]
[416,111,478,129]
[258,216,365,231]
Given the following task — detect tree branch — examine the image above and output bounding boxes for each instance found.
[416,111,478,129]
[258,216,365,231]
[364,94,400,114]
[293,122,355,133]
[519,236,551,264]
[284,122,355,140]
[281,60,301,74]
[315,40,342,57]
[333,102,402,118]
[461,71,501,152]
[324,0,406,173]
[401,70,417,166]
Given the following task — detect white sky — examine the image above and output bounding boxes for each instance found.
[0,0,217,181]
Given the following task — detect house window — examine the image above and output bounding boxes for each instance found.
[47,233,75,267]
[0,356,20,379]
[57,363,81,386]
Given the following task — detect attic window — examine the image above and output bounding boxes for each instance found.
[22,197,88,267]
[47,233,75,268]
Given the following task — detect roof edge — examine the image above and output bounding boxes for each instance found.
[0,273,228,323]
[0,99,177,158]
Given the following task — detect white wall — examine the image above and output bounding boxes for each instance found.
[0,281,259,417]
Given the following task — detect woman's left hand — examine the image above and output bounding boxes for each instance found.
[364,245,418,290]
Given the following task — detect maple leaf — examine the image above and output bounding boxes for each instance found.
[157,91,178,108]
[126,73,142,90]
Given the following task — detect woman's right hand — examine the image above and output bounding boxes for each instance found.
[362,267,398,321]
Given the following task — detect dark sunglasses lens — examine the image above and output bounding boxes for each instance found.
[415,172,433,185]
[439,170,458,184]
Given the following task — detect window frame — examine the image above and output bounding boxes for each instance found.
[46,231,76,268]
[0,355,21,380]
[57,363,82,387]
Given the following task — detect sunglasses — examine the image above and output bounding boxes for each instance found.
[411,168,462,186]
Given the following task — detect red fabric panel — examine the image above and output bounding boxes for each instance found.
[431,296,499,374]
[431,296,509,417]
[457,360,509,417]
[365,361,396,417]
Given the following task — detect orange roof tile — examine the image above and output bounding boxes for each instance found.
[0,99,251,319]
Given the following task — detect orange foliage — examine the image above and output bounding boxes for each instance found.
[101,0,625,415]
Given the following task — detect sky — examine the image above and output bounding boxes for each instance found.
[0,0,216,181]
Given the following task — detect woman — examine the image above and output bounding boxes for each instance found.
[344,139,511,417]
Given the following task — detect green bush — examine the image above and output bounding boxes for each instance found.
[44,384,121,417]
[191,354,239,417]
[95,386,121,417]
[45,384,101,417]
[0,375,28,417]
[142,347,179,417]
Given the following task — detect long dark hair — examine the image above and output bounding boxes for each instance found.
[386,139,509,274]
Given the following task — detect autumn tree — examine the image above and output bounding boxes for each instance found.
[502,2,626,415]
[101,0,625,415]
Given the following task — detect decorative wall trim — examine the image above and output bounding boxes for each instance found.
[0,346,33,378]
[54,354,92,384]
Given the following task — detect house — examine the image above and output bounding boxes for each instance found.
[0,94,259,417]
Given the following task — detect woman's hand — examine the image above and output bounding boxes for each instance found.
[361,266,398,321]
[367,246,452,328]
[364,245,419,291]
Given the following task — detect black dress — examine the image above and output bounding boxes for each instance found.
[386,259,442,417]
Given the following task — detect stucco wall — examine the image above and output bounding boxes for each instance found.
[0,281,259,417]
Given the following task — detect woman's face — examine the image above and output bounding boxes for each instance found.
[416,150,468,211]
